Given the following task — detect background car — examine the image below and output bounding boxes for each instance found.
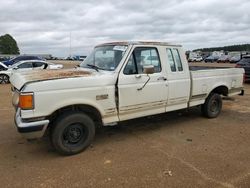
[229,55,241,63]
[217,55,230,63]
[3,55,43,66]
[0,62,8,71]
[0,60,63,84]
[204,55,219,63]
[0,56,10,62]
[188,56,203,62]
[235,56,250,82]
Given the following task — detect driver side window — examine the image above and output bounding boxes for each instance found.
[123,55,137,75]
[17,62,33,69]
[124,47,161,75]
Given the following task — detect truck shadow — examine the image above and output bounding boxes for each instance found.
[95,107,202,142]
[29,107,203,157]
[19,104,249,158]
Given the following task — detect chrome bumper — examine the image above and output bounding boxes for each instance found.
[15,109,50,139]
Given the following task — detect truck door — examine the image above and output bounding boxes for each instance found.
[118,46,168,121]
[164,48,191,111]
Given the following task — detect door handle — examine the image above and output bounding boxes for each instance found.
[157,76,167,81]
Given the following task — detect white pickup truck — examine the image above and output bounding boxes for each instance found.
[10,41,244,155]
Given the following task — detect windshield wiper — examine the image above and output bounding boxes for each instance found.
[86,64,100,72]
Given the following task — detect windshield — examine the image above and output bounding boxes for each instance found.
[80,45,128,71]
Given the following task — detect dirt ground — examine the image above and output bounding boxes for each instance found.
[0,62,250,188]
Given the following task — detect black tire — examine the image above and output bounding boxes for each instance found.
[51,112,95,155]
[0,74,9,84]
[201,93,222,118]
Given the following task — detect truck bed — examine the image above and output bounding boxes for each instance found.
[189,67,244,106]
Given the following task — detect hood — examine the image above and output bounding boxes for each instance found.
[10,68,93,90]
[0,62,8,69]
[2,60,12,66]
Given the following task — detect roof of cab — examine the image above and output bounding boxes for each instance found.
[96,41,182,47]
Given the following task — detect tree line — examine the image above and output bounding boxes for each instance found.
[194,44,250,52]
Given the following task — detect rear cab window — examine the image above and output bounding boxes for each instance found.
[172,49,183,71]
[166,49,176,72]
[166,48,183,72]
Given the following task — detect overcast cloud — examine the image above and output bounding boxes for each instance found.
[0,0,250,56]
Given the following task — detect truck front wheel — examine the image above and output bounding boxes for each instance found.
[201,93,222,118]
[51,112,95,155]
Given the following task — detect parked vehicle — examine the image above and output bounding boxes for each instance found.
[0,62,8,71]
[217,55,230,63]
[0,63,9,82]
[188,56,203,62]
[0,56,10,62]
[188,52,203,62]
[229,55,241,63]
[204,55,219,63]
[3,55,43,66]
[0,60,63,84]
[64,56,75,61]
[10,41,244,155]
[74,55,87,61]
[79,56,87,61]
[235,56,250,82]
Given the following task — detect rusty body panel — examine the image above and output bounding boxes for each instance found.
[10,69,94,90]
[21,69,92,82]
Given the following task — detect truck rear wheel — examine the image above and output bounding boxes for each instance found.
[201,93,222,118]
[51,112,95,155]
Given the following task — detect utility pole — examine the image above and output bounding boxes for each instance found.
[69,31,72,58]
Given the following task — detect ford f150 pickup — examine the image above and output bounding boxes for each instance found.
[10,41,245,155]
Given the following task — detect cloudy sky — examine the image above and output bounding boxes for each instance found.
[0,0,249,56]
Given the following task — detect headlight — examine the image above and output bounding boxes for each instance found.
[19,92,34,110]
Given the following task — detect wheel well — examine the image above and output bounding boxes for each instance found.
[211,86,228,96]
[47,104,103,128]
[0,73,9,77]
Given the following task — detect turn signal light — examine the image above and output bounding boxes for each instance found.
[19,93,34,110]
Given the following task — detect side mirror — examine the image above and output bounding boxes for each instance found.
[13,67,18,70]
[143,65,154,74]
[137,65,154,91]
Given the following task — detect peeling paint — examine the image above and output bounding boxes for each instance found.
[16,69,92,85]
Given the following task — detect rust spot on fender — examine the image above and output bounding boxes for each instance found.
[39,70,91,78]
[22,69,92,82]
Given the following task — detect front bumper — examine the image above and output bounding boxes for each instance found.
[15,109,50,139]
